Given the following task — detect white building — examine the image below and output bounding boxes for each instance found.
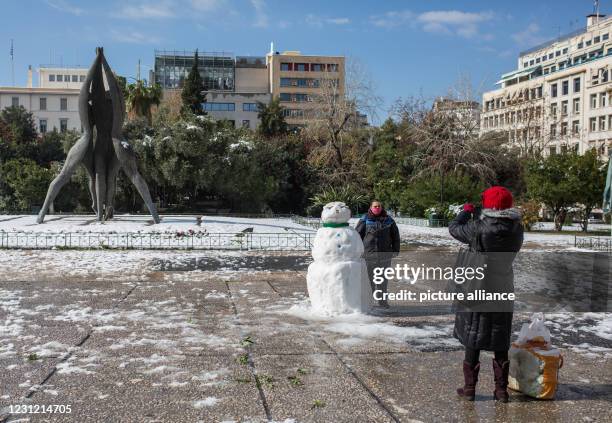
[480,14,612,158]
[0,66,83,134]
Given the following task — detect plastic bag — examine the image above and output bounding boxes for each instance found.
[515,312,551,347]
[509,313,563,400]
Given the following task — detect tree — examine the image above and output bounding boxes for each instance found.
[257,98,287,138]
[126,80,162,124]
[525,153,578,231]
[181,50,205,115]
[571,149,607,232]
[1,158,52,211]
[0,106,37,144]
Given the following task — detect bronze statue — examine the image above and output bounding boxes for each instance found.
[37,47,160,224]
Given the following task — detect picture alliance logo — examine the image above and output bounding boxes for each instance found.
[371,264,487,285]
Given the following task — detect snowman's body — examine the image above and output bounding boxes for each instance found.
[307,202,370,315]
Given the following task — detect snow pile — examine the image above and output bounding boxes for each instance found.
[306,202,370,316]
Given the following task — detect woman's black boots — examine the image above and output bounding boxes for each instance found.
[492,359,510,403]
[457,361,480,401]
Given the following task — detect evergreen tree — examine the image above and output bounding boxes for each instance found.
[181,50,206,115]
[257,98,287,138]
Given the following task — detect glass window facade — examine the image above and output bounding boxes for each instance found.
[203,102,235,111]
[242,103,259,112]
[154,50,235,90]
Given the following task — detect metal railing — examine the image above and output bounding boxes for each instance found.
[290,215,448,229]
[0,231,314,251]
[574,235,612,252]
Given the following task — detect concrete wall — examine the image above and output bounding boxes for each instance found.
[204,92,271,129]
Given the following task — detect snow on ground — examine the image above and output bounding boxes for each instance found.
[0,215,315,234]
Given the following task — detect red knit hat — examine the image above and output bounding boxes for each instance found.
[481,186,513,210]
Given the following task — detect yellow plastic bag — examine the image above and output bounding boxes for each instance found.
[508,313,563,400]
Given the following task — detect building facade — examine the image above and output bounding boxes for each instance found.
[0,66,82,134]
[153,48,347,129]
[266,51,345,127]
[480,14,612,158]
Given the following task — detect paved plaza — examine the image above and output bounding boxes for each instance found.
[1,250,611,422]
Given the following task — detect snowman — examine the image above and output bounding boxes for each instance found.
[306,202,370,315]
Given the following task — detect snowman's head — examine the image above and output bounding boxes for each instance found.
[321,202,351,224]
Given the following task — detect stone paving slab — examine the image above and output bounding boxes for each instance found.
[1,251,612,423]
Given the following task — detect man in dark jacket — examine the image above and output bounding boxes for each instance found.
[355,200,401,308]
[449,186,523,403]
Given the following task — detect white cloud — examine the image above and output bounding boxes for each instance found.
[191,0,225,12]
[251,0,268,28]
[370,9,494,38]
[110,30,159,44]
[113,1,176,19]
[45,0,85,16]
[306,14,351,27]
[418,10,493,38]
[369,10,414,28]
[512,23,548,46]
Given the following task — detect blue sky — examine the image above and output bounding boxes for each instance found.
[0,0,605,122]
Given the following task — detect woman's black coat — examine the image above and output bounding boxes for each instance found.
[449,208,524,351]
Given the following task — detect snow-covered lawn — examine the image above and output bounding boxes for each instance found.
[0,215,315,234]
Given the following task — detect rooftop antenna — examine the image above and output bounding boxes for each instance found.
[594,0,601,23]
[270,41,274,55]
[10,39,14,86]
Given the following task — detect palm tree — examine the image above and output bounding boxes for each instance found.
[126,80,162,124]
[257,97,288,138]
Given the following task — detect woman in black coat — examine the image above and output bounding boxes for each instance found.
[449,186,523,403]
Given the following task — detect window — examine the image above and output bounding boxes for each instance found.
[11,97,19,107]
[242,103,258,112]
[591,94,598,109]
[595,36,601,43]
[551,103,558,117]
[586,40,592,46]
[57,74,63,82]
[280,77,292,87]
[602,69,609,83]
[561,144,568,154]
[39,97,47,110]
[551,83,558,98]
[241,120,250,128]
[280,63,291,71]
[548,53,554,60]
[562,80,569,95]
[600,116,606,131]
[573,98,580,113]
[573,77,581,92]
[295,63,307,72]
[529,59,535,66]
[604,34,609,41]
[572,120,580,134]
[203,102,235,111]
[536,57,541,63]
[549,146,557,155]
[556,51,561,57]
[561,100,568,115]
[590,117,597,131]
[578,42,583,49]
[279,93,291,102]
[71,75,78,82]
[561,122,568,136]
[562,48,568,54]
[79,75,85,82]
[39,119,47,134]
[49,74,55,82]
[601,92,607,108]
[60,119,68,133]
[311,64,323,72]
[523,62,528,68]
[550,124,557,137]
[327,63,339,72]
[64,75,70,81]
[537,86,543,98]
[60,98,68,111]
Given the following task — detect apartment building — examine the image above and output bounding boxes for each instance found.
[153,48,346,129]
[266,51,345,127]
[480,14,612,158]
[0,66,82,134]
